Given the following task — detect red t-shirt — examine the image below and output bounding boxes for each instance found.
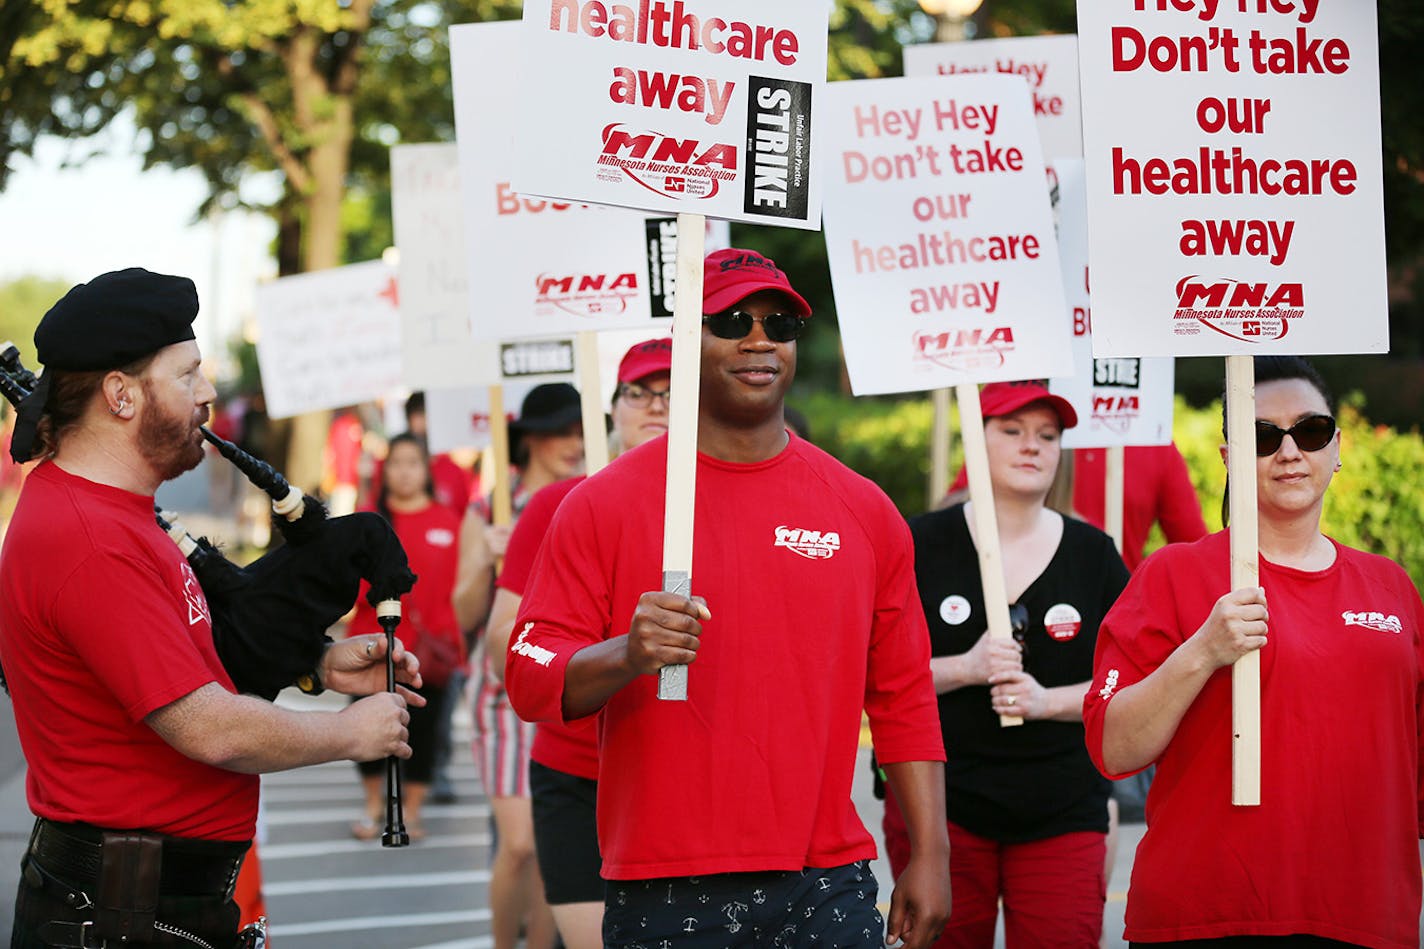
[0,462,258,840]
[325,411,363,487]
[350,503,465,687]
[1084,530,1424,947]
[496,476,596,779]
[506,435,946,880]
[1073,443,1208,571]
[949,443,1208,571]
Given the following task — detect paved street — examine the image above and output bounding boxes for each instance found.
[0,597,1415,947]
[0,687,1147,948]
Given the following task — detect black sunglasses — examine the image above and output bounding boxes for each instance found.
[1255,414,1336,457]
[702,309,806,343]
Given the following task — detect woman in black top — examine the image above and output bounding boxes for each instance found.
[885,380,1129,949]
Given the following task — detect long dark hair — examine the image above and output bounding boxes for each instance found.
[376,432,434,521]
[1220,355,1336,527]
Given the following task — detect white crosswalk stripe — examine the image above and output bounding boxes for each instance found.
[253,690,493,948]
[270,909,491,937]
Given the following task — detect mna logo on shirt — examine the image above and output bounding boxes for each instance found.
[1341,610,1403,634]
[773,526,841,560]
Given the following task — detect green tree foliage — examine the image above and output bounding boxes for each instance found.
[0,275,71,365]
[804,388,1424,588]
[1,0,521,488]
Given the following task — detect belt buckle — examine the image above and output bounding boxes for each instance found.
[235,915,267,948]
[78,921,107,949]
[37,920,107,948]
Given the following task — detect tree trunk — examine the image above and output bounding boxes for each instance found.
[279,32,358,494]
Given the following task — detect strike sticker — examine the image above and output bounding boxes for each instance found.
[1044,602,1082,641]
[940,595,972,626]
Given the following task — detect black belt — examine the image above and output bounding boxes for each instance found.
[28,819,248,899]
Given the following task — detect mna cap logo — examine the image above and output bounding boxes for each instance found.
[1342,610,1403,634]
[774,525,841,560]
[718,250,779,275]
[631,339,672,357]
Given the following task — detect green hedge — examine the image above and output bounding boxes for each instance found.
[795,391,1424,588]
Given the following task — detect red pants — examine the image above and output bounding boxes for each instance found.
[883,788,1106,949]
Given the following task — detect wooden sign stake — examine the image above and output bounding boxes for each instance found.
[956,382,1022,727]
[1225,355,1261,805]
[657,213,706,701]
[1105,444,1125,555]
[576,330,610,476]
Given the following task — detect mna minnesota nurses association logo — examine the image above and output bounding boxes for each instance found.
[774,525,841,560]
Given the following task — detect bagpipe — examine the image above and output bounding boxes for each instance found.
[0,342,415,847]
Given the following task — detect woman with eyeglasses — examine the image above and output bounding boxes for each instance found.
[888,381,1130,948]
[1084,355,1424,947]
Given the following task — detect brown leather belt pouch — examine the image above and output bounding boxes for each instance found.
[93,831,162,941]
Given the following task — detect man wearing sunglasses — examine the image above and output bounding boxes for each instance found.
[505,248,951,949]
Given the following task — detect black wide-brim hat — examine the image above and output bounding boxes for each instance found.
[509,382,582,439]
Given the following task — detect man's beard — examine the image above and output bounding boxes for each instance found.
[138,386,206,481]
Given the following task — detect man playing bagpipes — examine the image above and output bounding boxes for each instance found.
[0,268,422,949]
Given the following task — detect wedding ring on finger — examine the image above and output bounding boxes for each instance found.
[1006,695,1017,706]
[365,639,375,658]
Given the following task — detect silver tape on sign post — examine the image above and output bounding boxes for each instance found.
[657,570,691,701]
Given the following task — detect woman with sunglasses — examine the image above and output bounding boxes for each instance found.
[892,380,1130,948]
[1084,355,1424,947]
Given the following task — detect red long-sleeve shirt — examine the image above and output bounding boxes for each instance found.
[505,435,945,880]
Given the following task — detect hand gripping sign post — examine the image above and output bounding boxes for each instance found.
[905,34,1085,506]
[1077,1,1387,804]
[511,1,828,701]
[1046,159,1177,554]
[822,74,1074,726]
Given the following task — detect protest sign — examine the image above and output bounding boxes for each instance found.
[254,261,402,420]
[510,1,828,230]
[1077,1,1386,357]
[823,74,1074,395]
[425,380,544,456]
[904,34,1082,161]
[824,73,1073,725]
[1079,0,1388,803]
[390,143,482,389]
[1047,160,1174,449]
[451,21,676,341]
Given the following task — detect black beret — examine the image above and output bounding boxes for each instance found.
[36,267,199,371]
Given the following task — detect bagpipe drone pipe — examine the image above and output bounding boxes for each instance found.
[0,342,416,701]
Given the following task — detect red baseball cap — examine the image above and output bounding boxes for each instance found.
[702,248,811,317]
[617,337,672,384]
[978,381,1078,429]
